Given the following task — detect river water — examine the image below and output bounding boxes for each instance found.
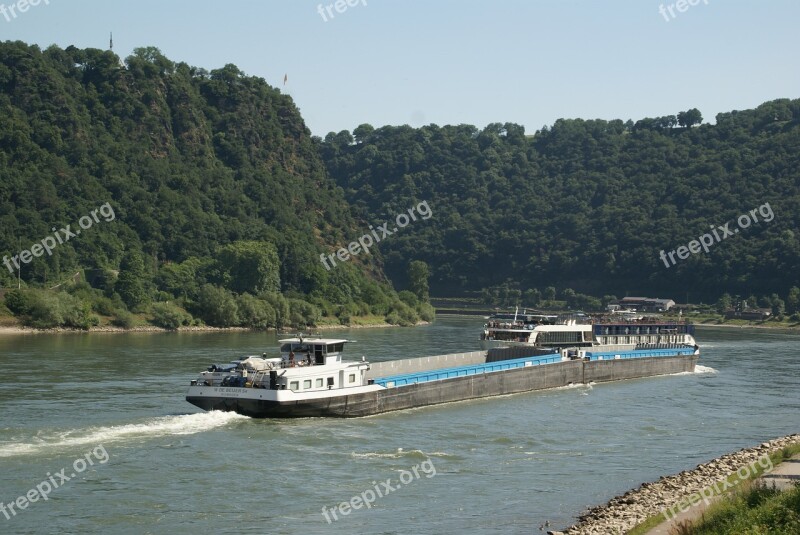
[1,317,798,534]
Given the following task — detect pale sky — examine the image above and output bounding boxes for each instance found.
[2,0,798,136]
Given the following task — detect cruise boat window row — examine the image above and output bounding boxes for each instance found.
[537,331,584,344]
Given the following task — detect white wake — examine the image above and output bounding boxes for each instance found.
[670,364,718,377]
[0,411,249,458]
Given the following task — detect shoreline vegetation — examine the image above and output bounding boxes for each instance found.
[0,319,430,335]
[438,309,800,330]
[5,301,800,335]
[554,434,800,535]
[432,294,800,331]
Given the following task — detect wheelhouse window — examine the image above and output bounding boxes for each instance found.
[282,343,310,353]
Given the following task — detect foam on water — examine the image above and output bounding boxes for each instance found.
[670,364,718,377]
[0,411,249,458]
[694,364,717,374]
[554,382,593,391]
[350,448,452,460]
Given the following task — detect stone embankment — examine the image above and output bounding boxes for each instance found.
[552,433,800,535]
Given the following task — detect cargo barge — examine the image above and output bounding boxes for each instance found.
[186,323,699,418]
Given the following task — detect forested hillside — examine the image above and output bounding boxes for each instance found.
[320,100,800,303]
[0,42,431,329]
[3,40,798,330]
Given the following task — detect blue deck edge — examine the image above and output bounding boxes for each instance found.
[584,348,696,361]
[372,352,561,388]
[373,347,697,388]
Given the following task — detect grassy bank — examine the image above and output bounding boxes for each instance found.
[680,483,800,534]
[629,443,800,535]
[688,313,800,329]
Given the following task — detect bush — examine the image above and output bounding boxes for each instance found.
[335,302,360,325]
[357,301,372,316]
[261,292,290,328]
[65,280,94,299]
[21,290,97,330]
[385,300,419,326]
[60,294,99,329]
[151,302,192,330]
[416,302,435,322]
[92,296,118,316]
[361,281,393,315]
[192,285,239,327]
[289,298,321,327]
[235,293,275,329]
[398,290,419,308]
[112,310,136,329]
[25,292,63,328]
[4,289,32,315]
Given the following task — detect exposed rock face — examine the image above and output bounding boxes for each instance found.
[560,434,800,534]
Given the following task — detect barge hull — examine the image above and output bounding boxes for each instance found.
[186,354,698,418]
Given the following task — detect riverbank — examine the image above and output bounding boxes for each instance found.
[694,321,800,331]
[555,433,800,535]
[0,320,429,335]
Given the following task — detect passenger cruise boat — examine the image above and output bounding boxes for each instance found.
[480,310,697,351]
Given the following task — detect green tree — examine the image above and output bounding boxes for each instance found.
[288,298,321,327]
[353,123,375,144]
[601,295,618,308]
[408,260,430,302]
[677,108,703,128]
[544,286,557,301]
[786,287,800,314]
[194,285,239,327]
[398,290,419,308]
[156,258,210,300]
[235,293,275,328]
[769,294,785,317]
[261,292,290,328]
[216,241,281,295]
[572,293,602,311]
[116,250,148,310]
[523,288,541,307]
[715,293,733,314]
[562,288,576,306]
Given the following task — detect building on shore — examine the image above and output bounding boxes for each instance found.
[608,297,676,313]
